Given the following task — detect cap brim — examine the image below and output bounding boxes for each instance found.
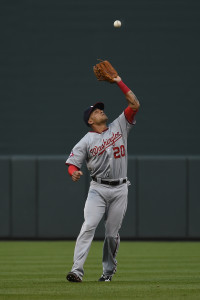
[91,102,104,113]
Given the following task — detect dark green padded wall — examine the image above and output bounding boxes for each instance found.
[0,0,199,155]
[0,158,10,236]
[11,157,37,237]
[0,156,200,239]
[138,157,187,238]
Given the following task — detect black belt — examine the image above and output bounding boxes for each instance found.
[92,177,127,186]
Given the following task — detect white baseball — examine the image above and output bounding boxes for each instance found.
[114,20,121,28]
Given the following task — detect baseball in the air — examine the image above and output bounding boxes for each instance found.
[114,20,121,28]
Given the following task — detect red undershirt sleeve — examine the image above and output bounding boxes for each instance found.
[124,106,138,124]
[117,80,139,123]
[67,164,79,176]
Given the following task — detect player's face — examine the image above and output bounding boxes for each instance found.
[88,108,108,126]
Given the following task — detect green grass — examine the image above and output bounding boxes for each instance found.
[0,241,200,300]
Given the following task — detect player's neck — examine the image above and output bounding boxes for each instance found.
[91,123,108,134]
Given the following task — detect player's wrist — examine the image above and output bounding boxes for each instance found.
[113,76,121,83]
[68,165,79,176]
[117,80,130,94]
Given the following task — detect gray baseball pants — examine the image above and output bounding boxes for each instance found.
[70,180,128,280]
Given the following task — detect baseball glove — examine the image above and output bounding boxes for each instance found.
[93,60,118,83]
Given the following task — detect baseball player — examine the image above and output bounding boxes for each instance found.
[65,65,140,282]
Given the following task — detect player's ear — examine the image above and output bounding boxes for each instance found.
[88,117,93,126]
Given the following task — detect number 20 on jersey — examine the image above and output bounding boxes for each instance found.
[113,145,125,159]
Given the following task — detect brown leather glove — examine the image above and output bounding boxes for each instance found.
[93,60,118,83]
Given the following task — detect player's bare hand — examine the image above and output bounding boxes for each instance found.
[113,76,122,83]
[72,171,83,182]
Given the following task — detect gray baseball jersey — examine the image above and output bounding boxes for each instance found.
[66,111,135,179]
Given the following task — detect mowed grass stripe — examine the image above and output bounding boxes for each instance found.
[0,241,200,300]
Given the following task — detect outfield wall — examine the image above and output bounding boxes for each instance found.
[0,156,200,239]
[0,0,200,157]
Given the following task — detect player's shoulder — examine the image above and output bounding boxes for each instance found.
[84,131,94,138]
[81,131,98,142]
[81,132,90,141]
[75,133,90,146]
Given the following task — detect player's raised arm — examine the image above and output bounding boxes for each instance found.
[113,76,140,111]
[93,60,140,112]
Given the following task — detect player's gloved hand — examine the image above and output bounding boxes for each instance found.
[72,171,83,182]
[93,60,119,83]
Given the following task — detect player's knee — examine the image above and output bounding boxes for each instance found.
[105,234,117,240]
[83,221,98,232]
[105,225,119,238]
